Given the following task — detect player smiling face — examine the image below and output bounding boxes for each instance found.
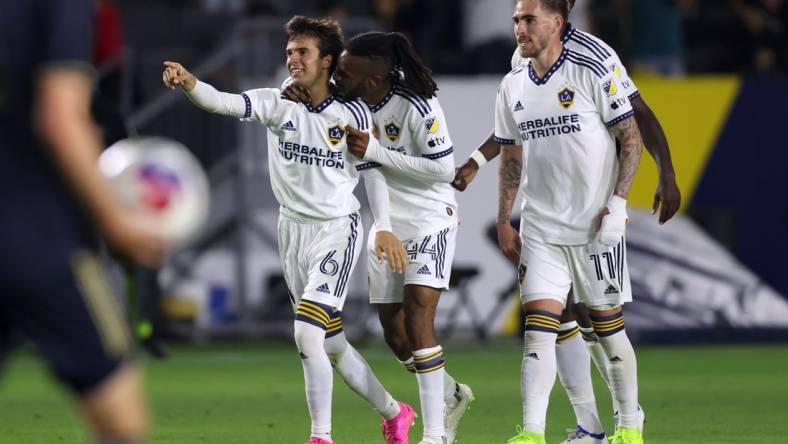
[286,35,332,90]
[513,0,563,58]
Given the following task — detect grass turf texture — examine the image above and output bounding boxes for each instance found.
[1,342,787,443]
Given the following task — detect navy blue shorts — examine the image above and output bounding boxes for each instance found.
[0,196,132,394]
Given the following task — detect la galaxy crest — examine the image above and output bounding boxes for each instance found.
[557,87,575,109]
[384,120,401,142]
[327,124,345,145]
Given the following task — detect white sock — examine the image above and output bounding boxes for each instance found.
[413,345,446,439]
[325,331,400,420]
[293,319,332,439]
[556,322,604,434]
[522,329,557,433]
[581,326,618,414]
[443,370,459,407]
[591,312,639,429]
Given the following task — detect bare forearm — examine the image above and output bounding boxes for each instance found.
[632,96,675,178]
[37,71,121,226]
[497,145,522,224]
[479,130,503,161]
[610,117,643,199]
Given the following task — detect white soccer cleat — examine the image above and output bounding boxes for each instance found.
[444,383,474,443]
[559,425,609,444]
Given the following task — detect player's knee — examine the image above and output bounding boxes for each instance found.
[571,303,593,328]
[323,330,348,358]
[588,308,626,338]
[293,320,325,355]
[79,364,148,441]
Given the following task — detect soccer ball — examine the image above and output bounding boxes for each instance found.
[99,137,210,245]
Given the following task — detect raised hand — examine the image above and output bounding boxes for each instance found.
[281,78,311,103]
[162,61,197,92]
[344,125,370,159]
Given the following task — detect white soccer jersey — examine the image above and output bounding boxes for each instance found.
[358,87,458,239]
[511,24,640,101]
[239,88,374,221]
[495,47,634,245]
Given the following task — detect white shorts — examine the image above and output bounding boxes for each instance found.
[519,234,632,309]
[368,223,458,304]
[277,213,362,311]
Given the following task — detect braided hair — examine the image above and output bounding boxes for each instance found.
[345,31,438,99]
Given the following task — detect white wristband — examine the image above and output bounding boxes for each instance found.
[470,150,488,168]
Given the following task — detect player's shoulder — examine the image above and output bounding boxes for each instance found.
[335,96,372,131]
[500,62,529,88]
[392,85,434,120]
[564,48,609,79]
[563,26,619,64]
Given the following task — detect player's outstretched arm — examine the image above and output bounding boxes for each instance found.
[163,61,250,117]
[452,130,504,191]
[630,95,681,224]
[596,116,643,246]
[345,126,454,183]
[497,145,523,265]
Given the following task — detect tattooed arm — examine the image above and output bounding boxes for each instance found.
[497,144,523,264]
[609,116,643,199]
[595,115,643,246]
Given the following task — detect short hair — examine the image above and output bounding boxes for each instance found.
[284,16,344,74]
[517,0,571,23]
[540,0,571,22]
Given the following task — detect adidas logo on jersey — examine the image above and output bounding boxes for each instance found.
[281,120,297,131]
[514,100,524,111]
[316,283,331,294]
[417,265,431,275]
[526,352,540,360]
[604,285,619,295]
[609,356,623,363]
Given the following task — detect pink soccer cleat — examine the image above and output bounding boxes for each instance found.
[306,437,335,444]
[381,402,417,444]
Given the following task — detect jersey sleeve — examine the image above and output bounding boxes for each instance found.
[240,88,284,126]
[411,103,454,164]
[494,79,520,145]
[592,70,634,128]
[605,53,639,101]
[361,103,455,184]
[42,0,94,70]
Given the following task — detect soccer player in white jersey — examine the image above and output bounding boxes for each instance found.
[329,31,472,444]
[162,16,416,444]
[453,1,674,442]
[494,1,646,444]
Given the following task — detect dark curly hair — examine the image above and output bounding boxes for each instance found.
[345,31,438,99]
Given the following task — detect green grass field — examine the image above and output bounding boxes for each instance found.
[1,341,787,444]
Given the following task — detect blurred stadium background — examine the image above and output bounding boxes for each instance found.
[3,0,788,443]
